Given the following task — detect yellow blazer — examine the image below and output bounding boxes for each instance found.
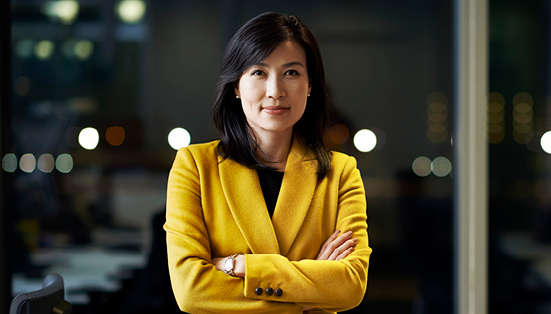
[165,138,371,314]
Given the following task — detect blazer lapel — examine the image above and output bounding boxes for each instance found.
[272,138,318,256]
[218,156,280,254]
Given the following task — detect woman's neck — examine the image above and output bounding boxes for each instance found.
[254,129,293,172]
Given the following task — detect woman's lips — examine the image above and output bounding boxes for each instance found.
[262,106,289,115]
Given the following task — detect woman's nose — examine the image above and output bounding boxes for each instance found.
[265,76,286,99]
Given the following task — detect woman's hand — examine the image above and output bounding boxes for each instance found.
[315,230,357,261]
[213,255,246,277]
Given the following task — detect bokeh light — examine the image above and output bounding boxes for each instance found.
[41,0,79,25]
[514,102,532,114]
[427,91,448,144]
[513,131,534,145]
[168,128,191,150]
[74,40,94,60]
[38,154,55,173]
[487,102,504,113]
[34,40,55,60]
[2,154,18,173]
[515,124,532,134]
[61,39,94,60]
[106,126,125,146]
[427,91,448,105]
[116,0,146,24]
[486,113,504,124]
[513,92,533,106]
[429,124,447,133]
[329,124,350,144]
[512,92,534,145]
[513,111,532,124]
[78,127,100,150]
[487,124,504,134]
[487,92,506,144]
[428,101,447,113]
[431,156,452,177]
[15,39,35,59]
[56,154,74,173]
[488,92,505,104]
[20,154,36,173]
[353,129,377,153]
[69,97,97,114]
[541,131,551,154]
[412,156,432,177]
[428,130,449,144]
[429,112,447,123]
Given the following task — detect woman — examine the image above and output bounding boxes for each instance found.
[165,12,371,314]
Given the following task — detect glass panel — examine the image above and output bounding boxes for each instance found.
[488,0,551,313]
[7,1,454,313]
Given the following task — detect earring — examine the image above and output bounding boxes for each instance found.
[236,95,240,99]
[307,93,310,97]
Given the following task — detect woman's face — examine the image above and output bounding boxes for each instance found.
[235,41,311,138]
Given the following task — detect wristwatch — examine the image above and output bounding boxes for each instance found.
[223,254,239,276]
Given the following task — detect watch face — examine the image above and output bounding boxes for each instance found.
[224,257,233,271]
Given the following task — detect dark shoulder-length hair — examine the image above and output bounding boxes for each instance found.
[212,12,332,179]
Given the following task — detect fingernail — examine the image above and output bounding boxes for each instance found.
[353,238,358,242]
[335,230,341,234]
[347,231,353,236]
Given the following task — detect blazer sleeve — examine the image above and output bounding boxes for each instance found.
[243,155,371,312]
[164,147,304,314]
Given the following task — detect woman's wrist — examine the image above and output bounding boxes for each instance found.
[214,254,246,277]
[234,254,246,277]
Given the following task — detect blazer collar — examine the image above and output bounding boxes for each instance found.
[272,138,318,256]
[218,138,318,256]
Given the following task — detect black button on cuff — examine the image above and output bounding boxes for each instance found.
[255,287,263,295]
[275,288,283,297]
[265,287,273,295]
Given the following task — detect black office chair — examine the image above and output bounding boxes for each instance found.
[10,273,72,314]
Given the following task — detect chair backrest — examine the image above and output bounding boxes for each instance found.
[10,273,72,314]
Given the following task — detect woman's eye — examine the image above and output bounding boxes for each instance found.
[251,70,265,76]
[285,70,299,76]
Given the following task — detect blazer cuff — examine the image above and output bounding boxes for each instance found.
[243,254,300,306]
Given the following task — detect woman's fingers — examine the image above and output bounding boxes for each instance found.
[328,238,357,260]
[316,230,339,260]
[318,230,339,254]
[316,230,357,261]
[335,246,355,261]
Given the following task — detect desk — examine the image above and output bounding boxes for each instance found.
[13,230,147,304]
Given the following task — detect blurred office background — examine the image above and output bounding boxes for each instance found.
[2,0,551,313]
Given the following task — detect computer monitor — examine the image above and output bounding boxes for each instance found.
[10,273,72,314]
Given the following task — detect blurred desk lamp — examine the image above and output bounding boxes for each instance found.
[10,273,72,314]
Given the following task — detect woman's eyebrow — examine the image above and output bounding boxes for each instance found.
[256,61,305,68]
[282,61,305,68]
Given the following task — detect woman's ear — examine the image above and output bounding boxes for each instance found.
[308,80,312,95]
[234,83,240,98]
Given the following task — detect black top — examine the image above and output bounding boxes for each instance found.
[257,168,284,218]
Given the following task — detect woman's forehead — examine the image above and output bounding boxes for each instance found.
[253,41,307,67]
